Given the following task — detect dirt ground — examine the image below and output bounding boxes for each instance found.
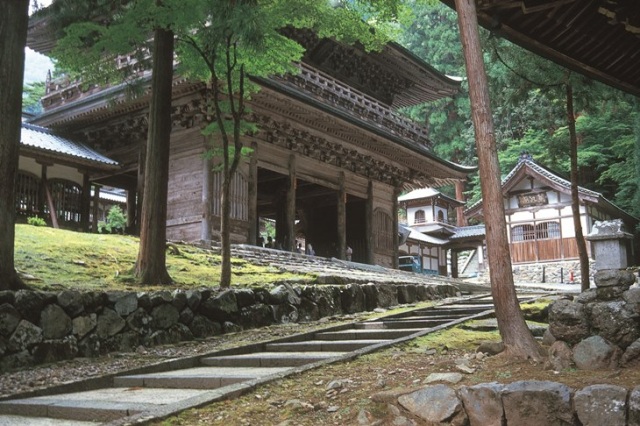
[154,324,640,426]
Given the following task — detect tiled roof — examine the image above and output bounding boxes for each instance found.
[398,188,440,202]
[450,225,486,240]
[21,123,119,167]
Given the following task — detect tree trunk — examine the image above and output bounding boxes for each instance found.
[134,28,174,285]
[453,0,544,360]
[220,170,232,287]
[566,84,590,291]
[0,0,29,290]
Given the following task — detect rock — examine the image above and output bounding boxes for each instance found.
[33,336,78,364]
[594,269,636,288]
[423,373,463,384]
[178,307,195,325]
[272,303,298,324]
[477,341,504,355]
[114,293,138,316]
[234,288,256,308]
[269,284,301,305]
[397,285,417,304]
[57,291,85,317]
[587,301,640,349]
[624,288,640,314]
[377,284,398,308]
[14,290,52,324]
[150,303,179,330]
[340,284,365,314]
[573,336,621,370]
[200,290,239,322]
[171,290,188,311]
[0,350,33,372]
[458,382,504,426]
[298,298,320,322]
[541,328,556,346]
[622,338,640,367]
[239,304,274,328]
[149,291,173,307]
[222,321,242,333]
[545,340,573,371]
[371,386,423,404]
[72,313,97,339]
[41,304,72,340]
[574,384,627,426]
[8,320,43,352]
[184,290,202,311]
[0,303,21,337]
[548,299,590,345]
[575,289,597,304]
[189,314,221,338]
[398,384,467,425]
[96,308,126,338]
[126,307,152,333]
[629,386,640,426]
[502,381,574,426]
[362,284,379,311]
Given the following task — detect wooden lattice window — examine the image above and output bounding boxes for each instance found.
[437,210,445,223]
[511,224,535,242]
[48,179,82,223]
[16,171,41,216]
[374,208,393,251]
[536,221,560,240]
[414,209,425,224]
[212,171,248,221]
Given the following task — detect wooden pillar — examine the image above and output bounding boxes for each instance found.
[126,186,137,234]
[337,171,346,259]
[92,185,100,232]
[80,172,91,232]
[38,163,47,218]
[285,154,296,251]
[451,249,459,278]
[136,140,146,232]
[455,180,467,226]
[247,141,258,245]
[392,186,400,269]
[420,245,424,272]
[201,154,213,243]
[41,165,59,229]
[365,179,374,264]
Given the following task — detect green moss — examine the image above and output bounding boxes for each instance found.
[403,325,501,353]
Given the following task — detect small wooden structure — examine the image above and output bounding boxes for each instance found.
[465,155,639,265]
[27,27,475,268]
[17,122,120,231]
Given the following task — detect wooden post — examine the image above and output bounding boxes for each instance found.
[80,172,91,232]
[337,171,346,259]
[451,249,459,278]
[43,180,59,229]
[285,154,296,251]
[455,180,467,226]
[365,179,374,264]
[92,185,100,232]
[126,185,137,234]
[247,141,258,245]
[392,186,400,269]
[136,140,146,233]
[38,163,47,219]
[201,151,212,243]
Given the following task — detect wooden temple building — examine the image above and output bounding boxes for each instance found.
[26,22,475,268]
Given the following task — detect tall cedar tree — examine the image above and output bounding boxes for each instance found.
[452,0,545,360]
[0,0,30,290]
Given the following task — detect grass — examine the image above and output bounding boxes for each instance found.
[14,224,315,291]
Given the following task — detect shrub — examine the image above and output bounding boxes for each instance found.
[27,216,47,227]
[98,205,127,234]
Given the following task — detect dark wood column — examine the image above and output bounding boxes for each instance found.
[40,164,59,229]
[392,186,400,269]
[126,185,137,234]
[365,179,374,264]
[201,154,213,243]
[285,154,296,251]
[455,180,467,226]
[80,172,91,232]
[92,185,100,232]
[451,249,459,278]
[247,141,258,245]
[337,171,346,259]
[37,163,47,218]
[136,140,146,233]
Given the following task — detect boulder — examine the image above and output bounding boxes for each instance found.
[573,335,621,370]
[622,338,640,367]
[41,304,72,340]
[458,382,504,426]
[273,303,299,324]
[126,307,152,333]
[189,314,221,338]
[171,290,188,311]
[0,303,21,337]
[629,386,640,426]
[362,283,379,311]
[8,319,43,352]
[96,308,126,339]
[397,285,417,304]
[150,303,180,330]
[239,304,274,328]
[33,336,78,364]
[72,313,97,339]
[341,284,365,314]
[574,384,627,426]
[377,284,398,308]
[269,284,301,305]
[57,291,85,317]
[200,290,239,322]
[502,380,574,425]
[545,340,573,371]
[594,269,636,288]
[113,293,138,317]
[548,299,589,344]
[586,301,640,349]
[398,384,467,425]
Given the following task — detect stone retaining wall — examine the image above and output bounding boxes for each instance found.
[511,260,594,284]
[377,380,640,425]
[0,282,456,371]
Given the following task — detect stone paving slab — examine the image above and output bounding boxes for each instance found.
[113,366,292,389]
[357,319,452,329]
[201,351,345,367]
[315,329,418,340]
[266,339,390,352]
[0,415,99,425]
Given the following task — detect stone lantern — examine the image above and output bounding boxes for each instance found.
[586,219,633,271]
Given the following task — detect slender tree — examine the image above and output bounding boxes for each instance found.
[452,0,545,360]
[0,0,30,290]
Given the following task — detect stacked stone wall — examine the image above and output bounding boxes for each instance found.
[0,282,456,371]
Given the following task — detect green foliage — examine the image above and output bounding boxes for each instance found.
[98,205,127,234]
[27,216,47,227]
[22,81,45,115]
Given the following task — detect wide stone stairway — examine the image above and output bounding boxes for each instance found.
[0,294,548,425]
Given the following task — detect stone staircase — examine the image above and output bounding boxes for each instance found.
[0,295,512,425]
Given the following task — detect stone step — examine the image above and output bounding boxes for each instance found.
[113,366,292,389]
[315,329,418,340]
[0,415,99,425]
[356,319,451,329]
[0,388,209,423]
[265,339,390,352]
[412,307,492,316]
[200,351,346,367]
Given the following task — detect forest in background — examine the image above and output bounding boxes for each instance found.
[22,2,640,220]
[399,2,640,221]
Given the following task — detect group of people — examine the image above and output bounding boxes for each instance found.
[257,236,352,261]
